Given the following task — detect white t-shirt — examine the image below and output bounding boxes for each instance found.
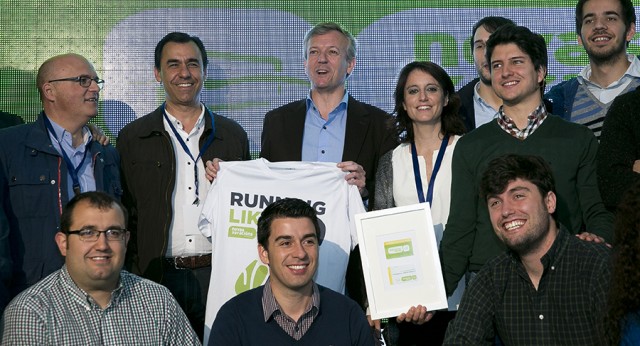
[199,159,365,337]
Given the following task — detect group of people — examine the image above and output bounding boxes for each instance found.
[0,0,638,344]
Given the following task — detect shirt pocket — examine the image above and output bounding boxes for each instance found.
[7,167,56,218]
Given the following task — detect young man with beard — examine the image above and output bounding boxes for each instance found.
[439,24,613,303]
[444,154,610,345]
[457,16,515,131]
[545,0,639,139]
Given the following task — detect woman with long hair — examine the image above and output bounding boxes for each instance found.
[374,61,466,345]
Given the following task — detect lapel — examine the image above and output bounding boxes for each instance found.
[289,100,307,161]
[341,95,370,162]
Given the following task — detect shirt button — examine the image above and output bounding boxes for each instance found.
[539,314,544,320]
[321,150,325,154]
[323,126,327,129]
[550,266,555,270]
[294,326,299,332]
[50,180,56,185]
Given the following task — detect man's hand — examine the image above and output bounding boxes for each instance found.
[396,305,434,325]
[576,232,611,248]
[633,159,640,173]
[87,123,109,145]
[205,158,223,182]
[337,161,366,196]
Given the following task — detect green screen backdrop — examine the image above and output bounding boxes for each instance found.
[2,0,639,154]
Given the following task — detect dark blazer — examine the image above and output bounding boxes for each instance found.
[260,95,397,312]
[456,78,479,132]
[260,95,397,210]
[118,106,250,280]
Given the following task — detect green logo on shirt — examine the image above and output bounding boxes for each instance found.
[235,259,269,294]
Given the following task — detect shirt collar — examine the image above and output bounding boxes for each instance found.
[164,104,206,132]
[497,102,547,126]
[60,265,124,310]
[305,90,349,117]
[507,225,569,270]
[577,54,640,87]
[46,115,92,147]
[262,279,321,322]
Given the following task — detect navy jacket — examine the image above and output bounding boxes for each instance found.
[0,113,121,296]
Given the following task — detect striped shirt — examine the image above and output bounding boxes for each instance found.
[261,279,320,340]
[1,266,200,345]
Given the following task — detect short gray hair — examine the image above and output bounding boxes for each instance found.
[303,22,357,62]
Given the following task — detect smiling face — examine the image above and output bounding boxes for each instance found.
[154,41,206,109]
[41,54,101,125]
[402,69,448,127]
[259,217,318,295]
[490,43,545,107]
[55,200,129,293]
[304,30,355,93]
[473,25,493,85]
[578,0,635,64]
[487,178,556,256]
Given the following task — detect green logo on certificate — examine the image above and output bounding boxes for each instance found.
[384,238,414,259]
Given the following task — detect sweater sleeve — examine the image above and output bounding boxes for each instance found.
[597,95,640,211]
[575,127,614,242]
[373,149,395,211]
[440,139,478,295]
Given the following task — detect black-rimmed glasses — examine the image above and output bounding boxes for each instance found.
[48,76,104,90]
[66,228,127,242]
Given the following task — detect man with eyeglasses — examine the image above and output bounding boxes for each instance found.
[0,53,121,304]
[0,191,200,345]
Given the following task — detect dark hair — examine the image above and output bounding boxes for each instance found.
[392,61,466,143]
[480,154,556,220]
[470,16,516,51]
[154,32,208,70]
[486,24,548,92]
[257,198,321,250]
[576,0,636,37]
[60,191,128,233]
[605,181,640,345]
[303,22,357,61]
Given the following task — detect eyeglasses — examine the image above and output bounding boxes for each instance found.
[66,228,127,242]
[48,76,105,90]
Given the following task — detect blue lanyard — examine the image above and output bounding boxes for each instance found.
[43,115,91,196]
[410,135,449,205]
[162,103,216,205]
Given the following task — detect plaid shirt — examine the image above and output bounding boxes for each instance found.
[262,279,320,340]
[444,228,611,345]
[497,103,547,140]
[1,266,200,345]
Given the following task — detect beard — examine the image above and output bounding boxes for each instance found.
[476,66,492,85]
[584,36,628,66]
[500,210,552,257]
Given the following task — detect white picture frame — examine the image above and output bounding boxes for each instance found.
[355,203,448,319]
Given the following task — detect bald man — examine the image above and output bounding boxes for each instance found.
[0,53,121,301]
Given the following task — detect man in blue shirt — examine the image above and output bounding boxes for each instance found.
[0,53,121,301]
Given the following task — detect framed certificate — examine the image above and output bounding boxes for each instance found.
[355,203,448,319]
